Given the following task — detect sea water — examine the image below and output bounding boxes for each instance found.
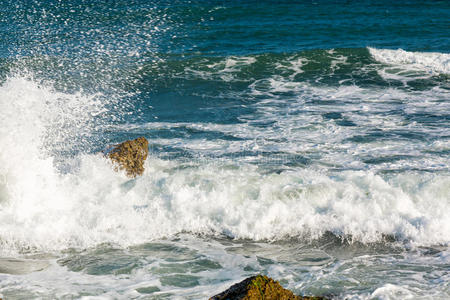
[0,1,449,299]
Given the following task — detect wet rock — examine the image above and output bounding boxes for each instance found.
[107,137,149,177]
[210,275,327,300]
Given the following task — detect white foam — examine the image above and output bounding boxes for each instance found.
[275,55,307,80]
[0,233,448,299]
[0,75,449,255]
[127,80,450,173]
[0,75,112,253]
[368,47,450,75]
[185,56,256,82]
[2,154,450,253]
[370,284,415,299]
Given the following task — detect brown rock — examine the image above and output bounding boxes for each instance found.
[107,137,149,177]
[210,275,327,300]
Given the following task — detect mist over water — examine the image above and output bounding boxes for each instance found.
[0,0,449,299]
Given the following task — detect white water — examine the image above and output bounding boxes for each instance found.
[185,56,257,82]
[0,234,448,299]
[0,76,449,257]
[368,47,450,83]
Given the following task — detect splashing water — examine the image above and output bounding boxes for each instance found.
[0,1,449,299]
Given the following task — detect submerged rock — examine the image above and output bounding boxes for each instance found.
[107,137,149,177]
[210,275,327,300]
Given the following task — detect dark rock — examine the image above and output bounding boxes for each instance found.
[210,275,328,300]
[107,137,149,177]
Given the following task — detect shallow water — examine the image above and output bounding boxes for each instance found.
[0,0,449,299]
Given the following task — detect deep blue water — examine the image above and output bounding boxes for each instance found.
[0,1,449,299]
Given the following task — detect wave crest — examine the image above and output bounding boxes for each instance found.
[368,47,450,75]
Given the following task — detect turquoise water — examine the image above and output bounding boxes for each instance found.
[0,1,449,299]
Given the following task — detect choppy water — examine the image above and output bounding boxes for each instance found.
[0,1,449,299]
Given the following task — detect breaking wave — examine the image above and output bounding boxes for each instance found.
[368,47,450,75]
[0,75,449,255]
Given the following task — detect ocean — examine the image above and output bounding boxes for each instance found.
[0,0,449,299]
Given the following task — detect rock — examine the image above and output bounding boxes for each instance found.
[107,137,149,177]
[210,275,327,300]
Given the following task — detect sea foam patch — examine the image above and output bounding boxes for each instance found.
[368,47,450,75]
